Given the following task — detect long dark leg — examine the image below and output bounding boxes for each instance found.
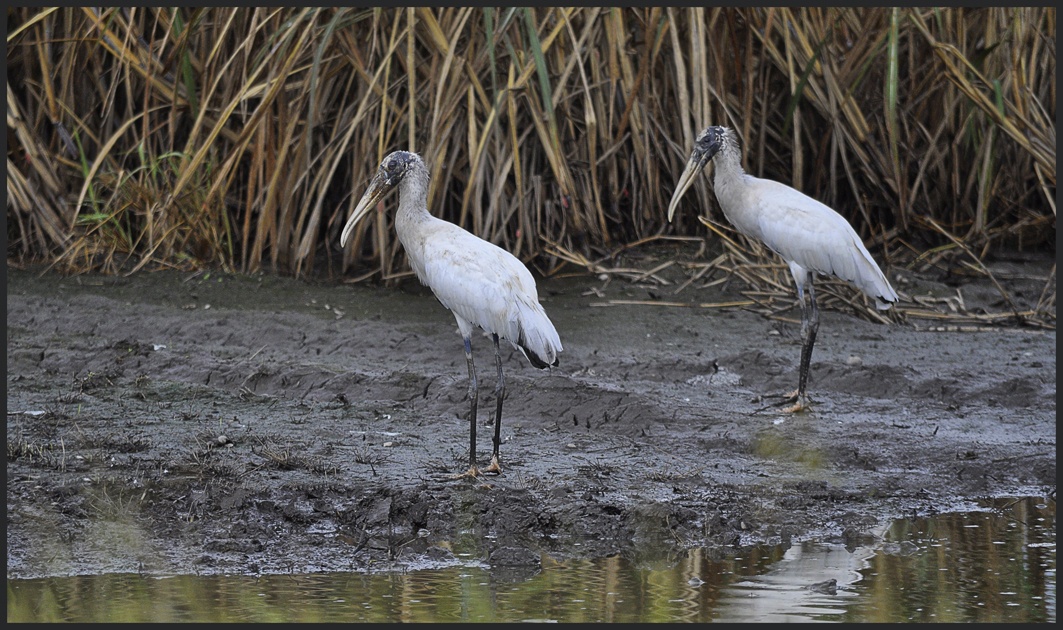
[458,335,480,477]
[788,272,819,412]
[483,333,506,474]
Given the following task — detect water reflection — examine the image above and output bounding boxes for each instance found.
[847,496,1056,623]
[7,496,1054,623]
[712,542,871,622]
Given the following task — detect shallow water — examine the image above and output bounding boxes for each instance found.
[7,496,1054,623]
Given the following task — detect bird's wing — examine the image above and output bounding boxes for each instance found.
[419,223,537,337]
[417,221,562,363]
[747,180,895,302]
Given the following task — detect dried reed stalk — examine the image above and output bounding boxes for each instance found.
[5,7,1054,328]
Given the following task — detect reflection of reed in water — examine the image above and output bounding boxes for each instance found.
[698,497,1055,623]
[5,497,1053,622]
[855,496,1056,623]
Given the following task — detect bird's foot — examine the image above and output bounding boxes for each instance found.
[481,455,503,475]
[754,389,811,414]
[449,466,484,480]
[780,392,812,414]
[759,388,799,403]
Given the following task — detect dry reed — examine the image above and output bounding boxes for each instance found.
[6,7,1055,326]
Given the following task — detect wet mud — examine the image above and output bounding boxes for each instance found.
[6,248,1056,579]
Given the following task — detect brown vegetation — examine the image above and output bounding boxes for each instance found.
[6,7,1056,325]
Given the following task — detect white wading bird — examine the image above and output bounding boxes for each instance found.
[667,126,898,413]
[340,150,562,478]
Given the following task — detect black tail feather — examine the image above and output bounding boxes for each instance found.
[521,343,558,369]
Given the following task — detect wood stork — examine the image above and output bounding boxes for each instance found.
[667,126,898,412]
[340,150,562,477]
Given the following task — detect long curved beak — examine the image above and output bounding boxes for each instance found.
[340,171,394,247]
[666,150,711,223]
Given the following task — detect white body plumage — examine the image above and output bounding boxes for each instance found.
[703,128,897,309]
[340,150,561,475]
[391,168,561,368]
[668,126,898,412]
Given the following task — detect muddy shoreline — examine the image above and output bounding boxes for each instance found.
[6,249,1056,579]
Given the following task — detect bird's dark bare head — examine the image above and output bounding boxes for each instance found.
[691,126,731,168]
[666,125,735,222]
[340,150,427,247]
[377,150,426,187]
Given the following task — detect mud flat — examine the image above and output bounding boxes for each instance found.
[6,250,1055,578]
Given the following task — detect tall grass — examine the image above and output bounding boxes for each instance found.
[7,8,1055,294]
